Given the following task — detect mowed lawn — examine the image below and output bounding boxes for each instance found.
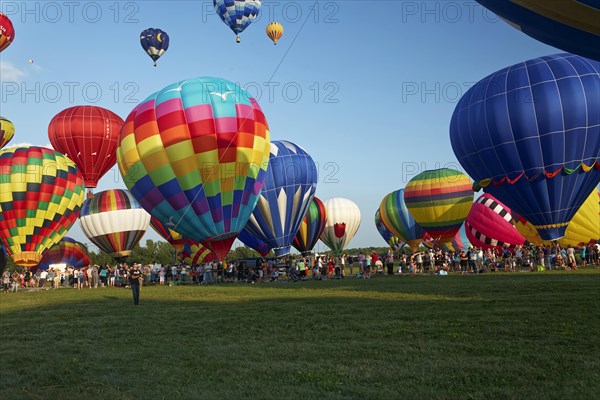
[1,271,599,400]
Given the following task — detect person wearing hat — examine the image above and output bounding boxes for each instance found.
[129,264,142,305]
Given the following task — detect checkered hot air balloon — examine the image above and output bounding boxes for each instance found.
[320,198,361,255]
[293,197,327,255]
[37,237,91,270]
[0,146,85,267]
[475,1,600,62]
[214,0,261,43]
[117,77,271,260]
[450,54,600,241]
[379,189,425,251]
[242,140,318,257]
[0,12,15,53]
[404,169,473,245]
[48,106,124,189]
[79,189,151,261]
[0,117,15,150]
[465,193,526,251]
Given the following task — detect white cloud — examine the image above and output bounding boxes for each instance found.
[4,142,54,150]
[0,61,27,82]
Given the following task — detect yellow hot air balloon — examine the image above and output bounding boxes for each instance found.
[557,189,599,246]
[266,22,284,45]
[0,117,15,149]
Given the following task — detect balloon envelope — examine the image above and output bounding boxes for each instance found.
[0,146,85,267]
[293,196,327,255]
[320,198,361,255]
[0,12,15,53]
[374,209,400,249]
[181,239,218,266]
[140,28,170,66]
[404,168,473,244]
[465,193,526,250]
[266,22,284,45]
[0,117,15,149]
[79,189,150,260]
[559,189,600,245]
[243,140,317,257]
[475,1,600,62]
[213,0,261,40]
[149,216,185,253]
[450,53,600,240]
[447,224,471,252]
[379,189,425,250]
[48,106,124,189]
[38,237,91,270]
[117,77,271,261]
[238,229,271,257]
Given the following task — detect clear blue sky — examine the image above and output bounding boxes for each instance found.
[0,1,564,251]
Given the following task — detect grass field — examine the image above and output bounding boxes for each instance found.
[1,270,599,400]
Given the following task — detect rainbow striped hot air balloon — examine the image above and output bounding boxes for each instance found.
[293,197,327,255]
[181,239,218,266]
[404,168,473,245]
[150,216,185,253]
[0,146,85,267]
[379,189,425,250]
[374,209,400,249]
[38,237,91,270]
[79,189,150,261]
[117,77,271,260]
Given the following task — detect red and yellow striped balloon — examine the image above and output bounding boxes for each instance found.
[181,239,217,266]
[38,237,91,270]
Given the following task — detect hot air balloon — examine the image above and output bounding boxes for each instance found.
[266,22,283,45]
[379,189,425,250]
[79,189,151,261]
[181,239,218,266]
[140,28,170,67]
[558,189,600,245]
[512,213,544,245]
[293,196,327,255]
[243,140,317,257]
[475,1,600,62]
[320,198,361,255]
[238,229,271,257]
[0,117,15,149]
[0,146,85,267]
[214,0,261,43]
[48,106,124,190]
[465,194,526,250]
[0,243,7,274]
[448,224,471,252]
[374,209,400,249]
[149,216,185,253]
[117,77,271,260]
[450,53,600,241]
[38,237,91,270]
[0,12,15,53]
[403,169,473,245]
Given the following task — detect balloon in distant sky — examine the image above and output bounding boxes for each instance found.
[48,106,124,189]
[465,193,526,250]
[0,146,85,267]
[238,229,271,257]
[266,22,284,45]
[475,1,600,62]
[293,196,327,255]
[243,140,318,257]
[320,198,361,255]
[79,189,150,261]
[149,216,185,253]
[374,209,400,249]
[213,0,261,42]
[181,239,218,266]
[38,237,91,271]
[379,189,425,250]
[0,117,15,149]
[404,169,473,245]
[117,77,271,261]
[450,53,600,241]
[140,28,170,67]
[0,12,15,53]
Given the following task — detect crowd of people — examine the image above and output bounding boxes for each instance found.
[2,242,599,293]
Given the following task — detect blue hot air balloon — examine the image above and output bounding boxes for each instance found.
[243,140,318,257]
[475,1,600,62]
[140,28,170,67]
[450,53,600,241]
[213,0,261,43]
[0,242,6,273]
[374,209,400,249]
[238,229,271,257]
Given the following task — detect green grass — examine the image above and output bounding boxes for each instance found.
[1,270,599,400]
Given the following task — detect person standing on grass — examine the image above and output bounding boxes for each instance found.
[11,270,20,292]
[130,264,142,305]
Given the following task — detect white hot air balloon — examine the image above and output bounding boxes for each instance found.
[320,198,361,255]
[79,189,150,260]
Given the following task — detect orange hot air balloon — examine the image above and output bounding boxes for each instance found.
[266,22,284,45]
